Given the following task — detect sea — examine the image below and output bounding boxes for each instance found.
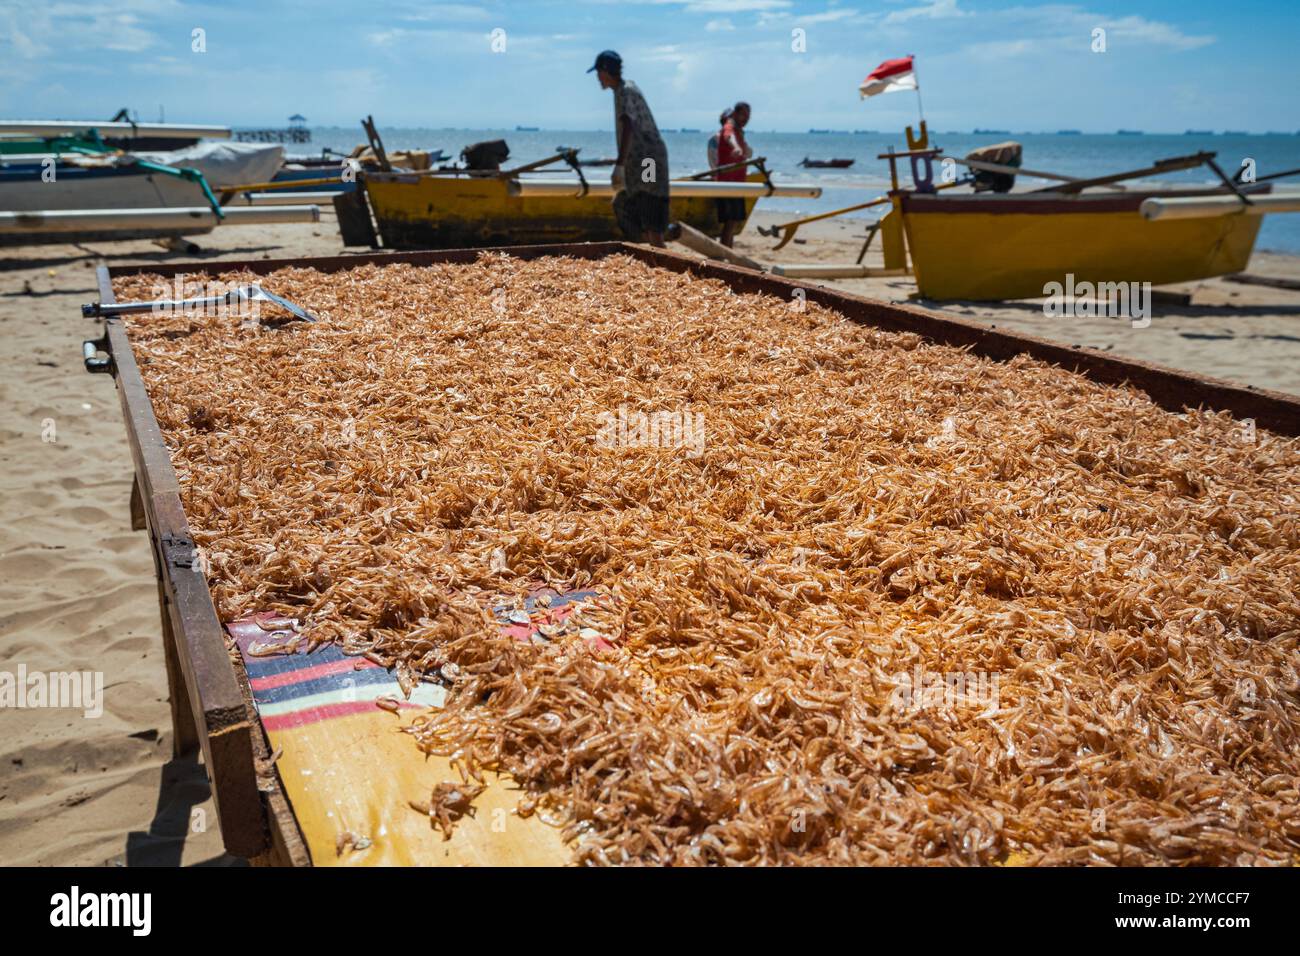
[295,126,1300,254]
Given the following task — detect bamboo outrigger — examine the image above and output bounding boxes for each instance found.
[82,242,1300,864]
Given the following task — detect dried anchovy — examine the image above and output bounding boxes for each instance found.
[411,782,489,839]
[115,253,1300,866]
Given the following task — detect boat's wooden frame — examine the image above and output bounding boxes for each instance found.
[87,242,1300,865]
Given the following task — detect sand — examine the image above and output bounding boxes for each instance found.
[1,208,1297,866]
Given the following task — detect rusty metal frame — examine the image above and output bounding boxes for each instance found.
[90,240,1300,862]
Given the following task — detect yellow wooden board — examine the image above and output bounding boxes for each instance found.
[269,709,569,866]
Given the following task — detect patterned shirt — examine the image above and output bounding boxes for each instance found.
[613,81,670,197]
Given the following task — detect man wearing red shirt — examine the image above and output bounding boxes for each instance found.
[714,101,751,247]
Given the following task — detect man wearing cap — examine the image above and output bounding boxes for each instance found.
[589,50,670,247]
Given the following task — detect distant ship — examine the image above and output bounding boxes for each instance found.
[973,128,1010,135]
[1184,129,1213,135]
[853,130,877,134]
[679,128,700,133]
[1057,129,1082,135]
[799,157,855,169]
[1222,130,1248,136]
[1117,129,1143,135]
[515,125,540,132]
[809,129,831,134]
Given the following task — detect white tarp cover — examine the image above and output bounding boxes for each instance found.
[134,141,284,187]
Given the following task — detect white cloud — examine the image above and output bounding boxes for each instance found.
[884,0,969,25]
[1104,15,1214,51]
[600,0,791,11]
[981,6,1215,53]
[705,17,736,31]
[799,8,860,24]
[684,0,790,10]
[964,38,1036,60]
[367,26,521,50]
[1,0,177,59]
[396,3,493,22]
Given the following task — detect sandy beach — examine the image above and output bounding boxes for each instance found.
[2,208,1299,866]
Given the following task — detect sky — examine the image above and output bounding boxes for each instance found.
[1,0,1298,134]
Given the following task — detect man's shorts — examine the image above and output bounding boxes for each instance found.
[716,197,747,223]
[614,190,671,239]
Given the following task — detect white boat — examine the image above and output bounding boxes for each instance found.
[0,141,285,213]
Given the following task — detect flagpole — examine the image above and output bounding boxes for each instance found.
[911,53,925,125]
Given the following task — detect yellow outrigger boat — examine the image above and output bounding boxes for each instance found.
[896,186,1268,300]
[337,134,819,250]
[360,168,783,249]
[766,129,1299,301]
[885,146,1297,300]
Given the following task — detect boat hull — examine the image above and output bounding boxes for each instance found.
[0,164,211,212]
[362,172,761,249]
[900,191,1266,300]
[0,143,284,214]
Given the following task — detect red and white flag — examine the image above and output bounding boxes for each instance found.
[859,56,917,98]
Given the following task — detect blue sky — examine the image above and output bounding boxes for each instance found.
[1,0,1297,133]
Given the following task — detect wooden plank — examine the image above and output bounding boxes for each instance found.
[156,575,200,758]
[231,649,312,867]
[129,474,145,531]
[250,786,312,867]
[770,264,908,279]
[97,268,271,859]
[671,222,766,270]
[332,191,377,248]
[1225,272,1300,292]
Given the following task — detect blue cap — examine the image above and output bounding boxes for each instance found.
[587,50,622,74]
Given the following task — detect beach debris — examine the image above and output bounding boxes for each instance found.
[118,253,1300,866]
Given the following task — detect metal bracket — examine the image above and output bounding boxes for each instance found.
[161,533,198,571]
[82,336,112,374]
